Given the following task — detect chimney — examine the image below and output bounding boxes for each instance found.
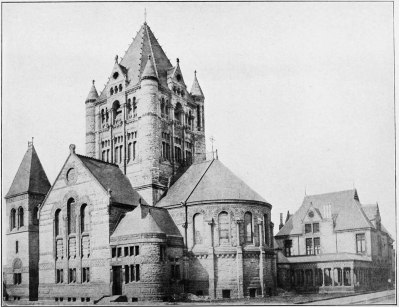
[279,213,284,230]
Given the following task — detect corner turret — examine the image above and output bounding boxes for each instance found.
[190,71,206,162]
[85,80,98,158]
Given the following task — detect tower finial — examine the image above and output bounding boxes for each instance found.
[176,58,179,64]
[92,80,95,85]
[115,55,118,63]
[194,70,197,76]
[144,8,147,23]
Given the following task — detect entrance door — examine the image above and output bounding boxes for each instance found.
[112,266,122,295]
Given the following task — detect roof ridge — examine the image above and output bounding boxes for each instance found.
[305,189,356,198]
[76,154,118,167]
[185,159,214,203]
[144,24,159,79]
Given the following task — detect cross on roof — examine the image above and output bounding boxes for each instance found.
[210,135,216,152]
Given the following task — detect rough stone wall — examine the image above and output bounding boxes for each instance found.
[86,99,96,158]
[38,154,114,301]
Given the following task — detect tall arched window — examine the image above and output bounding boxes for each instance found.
[115,147,119,164]
[175,103,182,124]
[33,207,39,226]
[218,212,229,245]
[101,109,105,124]
[81,204,89,233]
[67,198,76,235]
[264,214,269,246]
[119,145,123,163]
[161,98,165,116]
[127,99,132,118]
[133,142,137,160]
[55,209,64,237]
[244,212,253,243]
[133,98,137,118]
[112,100,121,122]
[10,208,16,230]
[128,143,132,160]
[18,207,24,228]
[193,213,204,245]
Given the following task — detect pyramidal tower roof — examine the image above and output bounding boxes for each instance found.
[86,80,99,101]
[6,142,51,199]
[120,22,173,88]
[190,71,204,97]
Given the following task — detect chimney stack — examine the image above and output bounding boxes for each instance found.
[279,213,284,230]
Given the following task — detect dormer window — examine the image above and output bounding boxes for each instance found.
[176,74,182,82]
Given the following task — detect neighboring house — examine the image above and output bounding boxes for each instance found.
[275,189,394,293]
[4,21,276,302]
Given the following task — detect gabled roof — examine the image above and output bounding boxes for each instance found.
[111,204,182,238]
[362,204,378,221]
[276,190,374,236]
[77,154,145,206]
[98,22,172,100]
[6,144,51,198]
[190,71,204,97]
[156,159,268,208]
[86,81,99,101]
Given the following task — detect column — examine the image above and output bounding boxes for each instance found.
[63,214,69,283]
[208,220,216,299]
[235,220,244,299]
[341,267,344,286]
[109,268,113,295]
[350,268,354,287]
[258,221,265,296]
[331,268,335,287]
[76,212,82,283]
[322,268,325,286]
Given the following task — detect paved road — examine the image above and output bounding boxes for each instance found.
[307,290,396,305]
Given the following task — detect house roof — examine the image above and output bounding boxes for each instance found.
[156,159,269,208]
[77,154,145,206]
[6,144,51,198]
[362,204,378,221]
[190,71,204,97]
[98,23,172,100]
[111,204,182,238]
[276,189,374,236]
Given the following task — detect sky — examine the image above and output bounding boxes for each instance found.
[2,2,395,239]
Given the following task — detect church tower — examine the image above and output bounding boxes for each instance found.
[85,22,206,205]
[4,142,51,300]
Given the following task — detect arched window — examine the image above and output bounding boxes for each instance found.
[33,207,39,226]
[166,143,170,160]
[102,151,106,161]
[115,147,119,164]
[133,98,137,118]
[67,198,76,235]
[106,108,109,123]
[128,143,132,160]
[114,86,118,93]
[133,141,137,160]
[81,204,89,233]
[119,84,123,92]
[110,88,114,95]
[10,208,16,230]
[161,98,165,116]
[55,209,63,237]
[18,207,24,228]
[119,145,123,163]
[13,259,22,285]
[264,214,269,246]
[218,211,229,245]
[107,149,110,162]
[244,212,253,243]
[127,99,132,118]
[101,109,105,123]
[193,213,204,245]
[112,100,121,122]
[175,103,182,124]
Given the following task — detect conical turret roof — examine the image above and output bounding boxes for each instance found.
[86,81,99,101]
[190,71,204,97]
[6,143,51,198]
[141,55,158,81]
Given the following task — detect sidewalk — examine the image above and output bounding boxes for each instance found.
[306,290,396,305]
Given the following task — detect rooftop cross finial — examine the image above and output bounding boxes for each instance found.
[210,135,216,154]
[28,137,34,148]
[115,55,118,63]
[194,70,197,76]
[144,8,147,23]
[92,80,95,85]
[176,58,179,64]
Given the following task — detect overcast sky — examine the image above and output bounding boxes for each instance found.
[2,2,395,238]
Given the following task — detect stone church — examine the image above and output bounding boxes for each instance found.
[4,22,277,302]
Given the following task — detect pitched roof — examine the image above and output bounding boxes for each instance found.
[98,23,172,100]
[362,204,378,221]
[190,71,204,97]
[86,81,99,101]
[156,159,268,208]
[111,204,182,238]
[6,144,51,198]
[77,154,145,206]
[276,189,374,236]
